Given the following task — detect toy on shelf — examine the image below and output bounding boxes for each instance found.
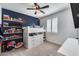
[0,42,2,53]
[3,34,22,41]
[3,22,8,27]
[7,41,15,51]
[15,42,23,49]
[3,14,23,24]
[4,28,22,34]
[3,14,10,21]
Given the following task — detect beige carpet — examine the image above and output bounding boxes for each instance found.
[0,42,64,56]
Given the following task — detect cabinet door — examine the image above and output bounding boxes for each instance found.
[27,37,35,48]
[28,42,33,48]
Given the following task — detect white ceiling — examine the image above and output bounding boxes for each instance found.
[0,3,70,18]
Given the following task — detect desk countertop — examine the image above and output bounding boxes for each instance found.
[58,38,79,56]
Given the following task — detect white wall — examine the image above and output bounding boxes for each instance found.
[40,4,77,45]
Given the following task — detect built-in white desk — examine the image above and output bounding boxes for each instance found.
[58,38,79,56]
[23,27,45,49]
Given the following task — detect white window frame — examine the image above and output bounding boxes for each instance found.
[46,17,58,33]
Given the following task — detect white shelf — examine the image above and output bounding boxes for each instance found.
[23,27,45,33]
[3,20,23,23]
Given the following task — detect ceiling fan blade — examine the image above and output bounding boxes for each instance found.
[27,8,36,10]
[40,5,49,9]
[39,10,45,14]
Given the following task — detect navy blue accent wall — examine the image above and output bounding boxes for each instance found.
[2,8,40,27]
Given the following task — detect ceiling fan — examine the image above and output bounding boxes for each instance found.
[27,3,49,15]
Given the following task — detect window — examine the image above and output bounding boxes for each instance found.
[46,19,51,32]
[46,17,58,33]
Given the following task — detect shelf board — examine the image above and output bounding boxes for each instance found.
[3,32,22,35]
[3,26,22,28]
[11,37,23,40]
[3,20,23,23]
[2,37,23,41]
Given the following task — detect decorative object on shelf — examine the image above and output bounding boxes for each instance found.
[3,14,10,21]
[3,22,8,27]
[7,41,15,51]
[4,34,22,40]
[0,35,5,41]
[15,42,23,49]
[0,42,2,54]
[3,17,23,23]
[17,18,23,23]
[4,28,22,34]
[12,28,15,33]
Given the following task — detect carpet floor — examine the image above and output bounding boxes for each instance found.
[0,42,64,56]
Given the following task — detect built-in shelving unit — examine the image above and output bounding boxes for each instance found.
[2,14,23,41]
[1,9,23,52]
[0,8,40,53]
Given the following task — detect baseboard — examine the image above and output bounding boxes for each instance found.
[45,40,61,46]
